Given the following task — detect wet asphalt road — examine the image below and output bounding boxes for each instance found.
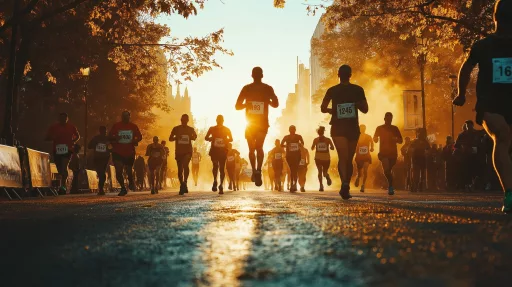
[1,189,511,287]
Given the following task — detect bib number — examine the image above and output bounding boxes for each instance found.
[359,146,369,155]
[228,156,235,162]
[248,101,264,115]
[337,103,356,119]
[493,58,512,83]
[275,153,282,160]
[56,144,68,155]
[178,135,189,144]
[95,143,107,153]
[289,143,299,152]
[118,130,133,144]
[317,142,328,151]
[151,151,161,158]
[214,138,225,147]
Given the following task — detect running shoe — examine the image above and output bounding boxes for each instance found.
[319,184,324,192]
[503,190,512,213]
[254,171,263,187]
[354,177,360,187]
[118,187,127,196]
[326,175,332,186]
[251,173,256,183]
[388,186,395,196]
[360,185,365,193]
[212,182,218,192]
[184,184,189,193]
[339,184,350,200]
[300,186,305,192]
[151,188,155,195]
[228,183,233,190]
[58,186,67,195]
[98,190,106,196]
[219,185,224,194]
[128,182,136,191]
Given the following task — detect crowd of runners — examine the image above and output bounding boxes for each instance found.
[43,1,512,212]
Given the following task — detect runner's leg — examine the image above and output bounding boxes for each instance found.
[183,154,191,183]
[219,156,227,187]
[315,160,323,185]
[114,158,125,189]
[482,113,512,190]
[362,162,370,186]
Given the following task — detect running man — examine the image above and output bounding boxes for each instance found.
[281,125,304,192]
[268,139,285,191]
[87,126,110,195]
[311,126,334,192]
[109,111,142,196]
[373,112,403,195]
[321,65,369,199]
[234,153,242,191]
[298,143,310,192]
[45,113,80,195]
[235,67,279,187]
[146,136,166,194]
[159,140,169,189]
[453,0,512,212]
[226,143,240,191]
[134,155,146,191]
[169,114,197,195]
[354,124,374,192]
[409,128,430,192]
[205,115,233,194]
[191,147,201,186]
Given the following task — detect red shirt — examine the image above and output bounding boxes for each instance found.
[46,123,80,154]
[109,122,142,157]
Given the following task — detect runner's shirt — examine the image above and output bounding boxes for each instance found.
[236,82,279,130]
[409,138,430,164]
[192,152,201,166]
[355,133,373,162]
[313,136,332,161]
[321,83,366,139]
[88,135,110,160]
[466,35,512,122]
[170,125,197,157]
[46,122,80,156]
[109,122,142,158]
[373,124,403,159]
[226,149,239,167]
[299,148,309,167]
[207,125,232,155]
[269,146,285,163]
[282,134,303,157]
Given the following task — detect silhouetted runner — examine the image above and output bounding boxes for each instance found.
[169,114,197,195]
[205,115,233,194]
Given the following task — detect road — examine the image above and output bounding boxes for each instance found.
[1,189,511,287]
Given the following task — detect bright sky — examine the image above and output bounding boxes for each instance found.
[157,0,320,153]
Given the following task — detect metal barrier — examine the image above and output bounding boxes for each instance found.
[25,148,56,197]
[0,144,23,200]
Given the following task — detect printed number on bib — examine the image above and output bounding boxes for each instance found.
[96,143,107,153]
[275,153,282,160]
[118,130,133,144]
[214,138,225,147]
[249,101,264,115]
[300,159,306,166]
[228,156,235,162]
[317,142,328,151]
[337,103,356,119]
[359,146,369,155]
[56,144,68,155]
[493,58,512,83]
[178,135,189,144]
[290,143,299,152]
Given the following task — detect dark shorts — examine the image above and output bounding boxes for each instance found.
[176,152,192,162]
[148,158,163,170]
[192,164,199,170]
[355,156,372,165]
[330,126,360,141]
[245,126,268,140]
[286,154,301,168]
[112,153,135,167]
[54,153,71,174]
[356,160,370,169]
[209,148,228,160]
[378,154,397,168]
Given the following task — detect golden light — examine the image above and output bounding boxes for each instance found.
[80,67,90,76]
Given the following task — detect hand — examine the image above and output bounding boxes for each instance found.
[370,148,374,152]
[453,95,466,106]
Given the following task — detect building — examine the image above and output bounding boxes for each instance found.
[310,18,327,99]
[167,83,193,125]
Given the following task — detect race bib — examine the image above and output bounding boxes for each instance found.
[56,144,68,155]
[337,103,356,119]
[493,58,512,83]
[275,153,282,160]
[192,158,199,164]
[300,159,306,166]
[317,142,328,151]
[214,138,225,147]
[178,135,189,144]
[151,151,161,158]
[269,162,273,168]
[95,143,107,153]
[359,146,369,155]
[228,156,235,162]
[472,147,478,154]
[290,143,299,152]
[248,101,264,115]
[118,130,133,144]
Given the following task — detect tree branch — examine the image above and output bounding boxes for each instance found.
[35,0,90,23]
[0,0,40,34]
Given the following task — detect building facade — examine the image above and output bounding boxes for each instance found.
[310,18,327,99]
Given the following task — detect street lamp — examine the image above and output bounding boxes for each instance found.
[416,37,429,133]
[80,67,90,168]
[449,74,457,138]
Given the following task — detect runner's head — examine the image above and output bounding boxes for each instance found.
[289,125,296,135]
[193,147,197,152]
[59,112,68,125]
[161,140,166,146]
[359,124,366,134]
[181,114,189,125]
[99,126,107,136]
[216,115,224,126]
[338,65,352,82]
[275,139,280,147]
[405,136,411,144]
[464,120,474,131]
[252,67,263,82]
[153,136,159,143]
[317,126,325,136]
[494,0,512,31]
[121,110,130,123]
[384,112,393,125]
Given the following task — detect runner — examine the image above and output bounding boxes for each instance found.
[145,136,165,194]
[373,112,403,195]
[226,143,240,191]
[68,144,81,194]
[169,114,197,195]
[109,111,142,196]
[311,126,334,192]
[234,153,242,191]
[298,143,310,192]
[409,128,430,192]
[133,155,146,191]
[320,65,369,199]
[354,124,374,192]
[205,115,233,194]
[159,140,169,189]
[455,120,482,191]
[281,125,304,192]
[235,67,279,187]
[283,158,290,191]
[191,147,201,186]
[401,137,412,191]
[87,126,111,195]
[265,157,275,191]
[268,139,285,191]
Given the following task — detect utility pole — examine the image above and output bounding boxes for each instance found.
[449,75,457,138]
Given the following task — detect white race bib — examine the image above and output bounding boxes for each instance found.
[275,153,282,160]
[118,130,133,144]
[493,58,512,83]
[289,143,299,152]
[56,144,68,155]
[214,138,225,148]
[248,101,264,115]
[317,142,328,151]
[228,156,235,162]
[151,151,161,158]
[178,135,189,144]
[359,146,369,155]
[472,147,478,154]
[95,143,107,153]
[300,159,306,166]
[337,103,356,119]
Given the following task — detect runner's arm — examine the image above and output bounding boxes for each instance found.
[395,127,403,144]
[370,136,375,152]
[320,90,332,114]
[269,87,279,108]
[72,126,81,143]
[168,128,176,142]
[311,138,316,151]
[280,136,287,147]
[373,127,380,143]
[299,135,304,146]
[191,129,198,141]
[205,128,213,142]
[227,128,233,143]
[235,88,246,110]
[109,125,119,142]
[455,42,479,105]
[87,137,96,150]
[145,145,150,157]
[356,88,369,114]
[306,150,310,165]
[329,138,335,150]
[134,126,142,143]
